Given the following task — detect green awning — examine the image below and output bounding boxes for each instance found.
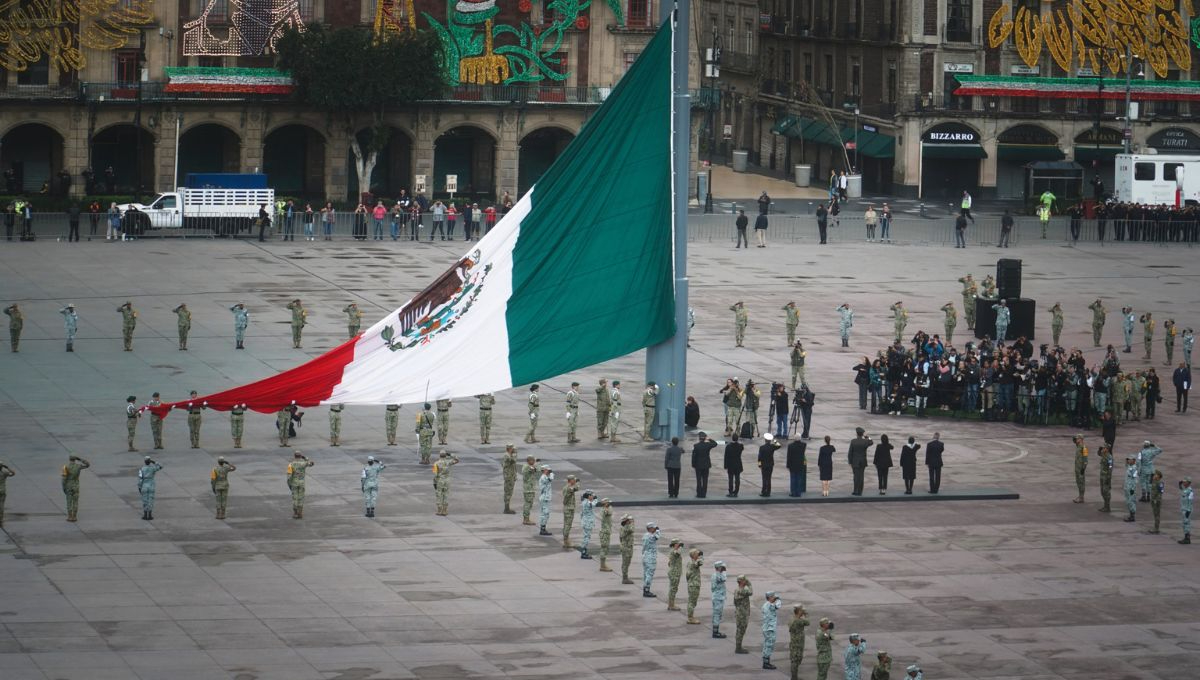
[923,143,988,159]
[772,115,800,135]
[1073,145,1122,163]
[997,144,1065,161]
[799,118,843,146]
[843,128,896,159]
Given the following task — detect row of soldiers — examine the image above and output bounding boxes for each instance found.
[1,299,366,352]
[502,455,921,679]
[123,379,664,456]
[1070,436,1194,544]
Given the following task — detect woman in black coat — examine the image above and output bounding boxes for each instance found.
[817,435,835,496]
[872,434,894,495]
[899,436,921,495]
[684,396,700,429]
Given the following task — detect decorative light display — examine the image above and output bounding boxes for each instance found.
[182,0,306,57]
[0,0,153,72]
[375,0,417,36]
[987,1,1194,79]
[164,66,294,94]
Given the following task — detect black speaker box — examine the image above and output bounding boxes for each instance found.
[996,258,1022,300]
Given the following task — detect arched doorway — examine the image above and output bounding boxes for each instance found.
[264,125,326,201]
[433,126,497,201]
[1,123,64,194]
[178,123,241,180]
[346,127,412,202]
[920,122,985,200]
[518,127,574,196]
[90,125,155,194]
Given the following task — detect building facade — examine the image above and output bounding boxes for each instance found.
[711,0,1200,200]
[0,0,667,202]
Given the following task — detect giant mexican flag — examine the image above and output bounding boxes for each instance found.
[156,24,675,415]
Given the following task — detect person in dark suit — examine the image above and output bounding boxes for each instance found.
[691,432,717,498]
[847,427,872,496]
[1174,363,1191,413]
[899,436,921,495]
[724,433,744,497]
[786,438,807,497]
[818,436,835,497]
[872,434,894,495]
[795,385,814,439]
[664,437,684,498]
[925,432,945,493]
[758,434,780,497]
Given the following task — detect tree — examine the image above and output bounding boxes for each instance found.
[276,26,445,199]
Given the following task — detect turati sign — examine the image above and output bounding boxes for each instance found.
[923,123,980,144]
[1148,127,1200,151]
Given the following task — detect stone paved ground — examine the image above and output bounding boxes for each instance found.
[1,233,1199,680]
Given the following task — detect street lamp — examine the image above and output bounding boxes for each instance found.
[704,41,720,214]
[853,106,860,173]
[1120,44,1144,154]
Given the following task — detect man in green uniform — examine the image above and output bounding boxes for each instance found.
[433,450,460,516]
[329,404,343,446]
[417,404,435,463]
[1071,434,1088,504]
[940,302,957,344]
[211,457,236,519]
[125,395,141,452]
[1097,444,1113,513]
[185,391,204,449]
[642,381,658,441]
[619,513,635,584]
[1148,469,1164,534]
[385,404,400,445]
[1088,299,1107,347]
[524,385,540,443]
[666,539,684,611]
[61,455,91,521]
[146,393,164,449]
[501,444,518,514]
[981,274,997,299]
[730,301,748,347]
[723,381,743,437]
[436,398,452,445]
[4,303,23,352]
[608,380,623,443]
[0,460,15,526]
[230,403,246,448]
[173,303,191,350]
[1049,302,1064,347]
[733,574,753,654]
[286,451,314,519]
[783,301,799,346]
[598,498,614,572]
[137,456,162,520]
[118,301,137,351]
[815,617,835,680]
[1143,312,1155,360]
[1164,318,1177,366]
[889,301,908,344]
[477,393,495,443]
[565,383,581,443]
[789,604,810,680]
[790,342,807,389]
[277,408,292,447]
[343,302,362,338]
[595,378,611,439]
[958,274,977,329]
[521,455,538,525]
[685,547,704,625]
[286,299,306,348]
[561,474,579,549]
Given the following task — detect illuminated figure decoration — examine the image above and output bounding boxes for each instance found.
[987,0,1194,79]
[0,0,153,73]
[182,0,306,57]
[375,0,418,35]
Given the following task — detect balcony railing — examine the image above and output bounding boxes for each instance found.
[70,82,611,105]
[721,51,758,73]
[436,85,608,104]
[0,84,81,100]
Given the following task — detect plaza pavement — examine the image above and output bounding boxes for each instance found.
[1,231,1198,680]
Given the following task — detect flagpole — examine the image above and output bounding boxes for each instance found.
[646,0,690,441]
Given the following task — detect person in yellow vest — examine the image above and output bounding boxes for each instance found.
[1037,203,1051,239]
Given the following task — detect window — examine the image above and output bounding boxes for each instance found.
[744,21,753,54]
[850,58,860,97]
[823,54,833,90]
[115,50,140,85]
[1134,163,1156,181]
[207,0,228,20]
[628,0,650,27]
[1165,164,1183,182]
[887,61,897,102]
[624,51,640,73]
[943,71,967,109]
[156,195,178,210]
[946,0,972,42]
[803,53,812,86]
[782,49,792,85]
[17,54,49,85]
[297,0,314,21]
[726,19,735,54]
[1009,96,1038,113]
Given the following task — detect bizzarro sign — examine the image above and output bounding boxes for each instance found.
[923,123,979,144]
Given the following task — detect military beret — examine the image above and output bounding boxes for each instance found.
[736,574,748,581]
[849,633,861,639]
[765,591,777,598]
[566,474,577,481]
[582,489,594,497]
[293,451,304,458]
[713,560,726,569]
[424,402,432,409]
[620,513,633,521]
[646,521,657,529]
[669,538,683,546]
[540,464,551,471]
[819,617,830,625]
[877,650,888,657]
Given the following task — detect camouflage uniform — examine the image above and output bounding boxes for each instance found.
[329,404,343,446]
[958,275,978,329]
[619,516,635,583]
[385,404,400,445]
[685,550,703,623]
[500,446,518,513]
[608,383,623,442]
[521,457,538,524]
[579,493,596,557]
[565,385,581,443]
[436,399,452,445]
[642,383,657,441]
[137,458,163,520]
[230,405,246,448]
[0,462,15,526]
[433,452,459,515]
[286,299,306,348]
[783,302,799,346]
[711,564,728,635]
[733,576,753,653]
[125,398,141,452]
[417,406,435,463]
[343,303,362,338]
[1073,438,1088,502]
[211,458,235,519]
[890,302,908,344]
[941,303,957,344]
[361,458,386,517]
[537,467,554,534]
[1089,300,1107,347]
[118,302,137,351]
[598,501,614,571]
[815,620,834,680]
[61,456,90,521]
[147,395,164,449]
[666,542,684,610]
[186,397,204,448]
[277,409,292,446]
[1149,472,1164,533]
[1098,445,1113,512]
[1144,314,1155,360]
[595,380,611,438]
[561,476,578,548]
[1049,303,1064,347]
[477,394,495,443]
[286,453,314,519]
[174,304,191,350]
[789,609,810,680]
[3,304,22,352]
[731,302,748,346]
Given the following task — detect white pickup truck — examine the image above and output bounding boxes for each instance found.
[117,187,275,235]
